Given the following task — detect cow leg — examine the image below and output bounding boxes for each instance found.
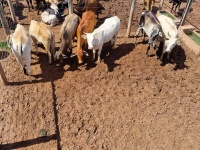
[24,54,32,82]
[97,47,102,63]
[160,51,165,60]
[134,27,141,45]
[42,0,47,9]
[151,0,155,11]
[147,0,150,11]
[171,3,174,12]
[142,0,145,10]
[142,29,145,43]
[92,49,96,61]
[146,44,151,56]
[160,42,166,60]
[43,41,52,64]
[167,52,170,59]
[26,0,31,11]
[112,32,119,49]
[29,0,34,9]
[31,36,39,55]
[175,4,179,13]
[56,42,65,62]
[36,0,41,15]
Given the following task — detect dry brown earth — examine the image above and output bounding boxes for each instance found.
[0,0,200,149]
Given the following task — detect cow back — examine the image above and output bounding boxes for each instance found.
[60,13,79,41]
[85,0,99,13]
[140,11,161,38]
[29,20,54,43]
[158,14,178,38]
[12,24,30,46]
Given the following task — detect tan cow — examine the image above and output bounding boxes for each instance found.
[55,13,79,66]
[29,20,55,64]
[74,10,97,64]
[142,0,155,11]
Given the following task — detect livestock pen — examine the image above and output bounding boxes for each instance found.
[0,0,200,149]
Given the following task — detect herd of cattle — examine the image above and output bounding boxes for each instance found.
[5,0,182,82]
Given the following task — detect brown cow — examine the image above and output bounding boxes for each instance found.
[74,10,97,64]
[74,0,100,18]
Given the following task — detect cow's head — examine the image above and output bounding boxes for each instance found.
[165,34,178,53]
[149,27,164,45]
[82,32,99,50]
[6,34,13,49]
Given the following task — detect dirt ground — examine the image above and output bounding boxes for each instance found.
[0,0,200,149]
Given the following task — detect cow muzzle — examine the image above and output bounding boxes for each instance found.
[88,46,93,50]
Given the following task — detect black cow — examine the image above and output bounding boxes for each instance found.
[170,0,183,13]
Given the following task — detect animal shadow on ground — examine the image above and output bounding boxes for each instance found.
[0,134,57,150]
[5,17,17,31]
[96,16,110,28]
[31,45,66,83]
[100,41,135,72]
[177,7,193,16]
[8,45,63,150]
[9,44,66,85]
[152,6,161,14]
[13,2,27,20]
[160,45,189,70]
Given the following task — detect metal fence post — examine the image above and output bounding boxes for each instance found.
[68,0,73,14]
[159,0,164,10]
[0,2,9,85]
[0,2,10,36]
[7,0,18,23]
[179,0,193,26]
[0,62,8,85]
[126,0,137,37]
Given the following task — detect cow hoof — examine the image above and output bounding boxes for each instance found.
[78,61,83,64]
[83,51,89,57]
[62,54,68,59]
[96,59,101,64]
[56,63,60,67]
[70,53,77,58]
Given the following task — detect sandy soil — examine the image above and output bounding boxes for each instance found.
[0,0,200,149]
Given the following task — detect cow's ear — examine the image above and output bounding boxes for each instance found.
[151,29,159,37]
[94,33,99,39]
[159,31,162,37]
[81,34,87,39]
[168,32,171,38]
[176,40,181,46]
[6,34,10,41]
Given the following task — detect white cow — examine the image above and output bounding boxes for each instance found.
[41,3,62,27]
[7,24,32,82]
[157,14,180,60]
[82,16,120,63]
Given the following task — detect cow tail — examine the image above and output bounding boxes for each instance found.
[139,12,145,27]
[18,44,23,56]
[51,32,55,59]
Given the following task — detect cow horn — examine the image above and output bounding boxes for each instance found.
[70,53,77,58]
[83,51,89,57]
